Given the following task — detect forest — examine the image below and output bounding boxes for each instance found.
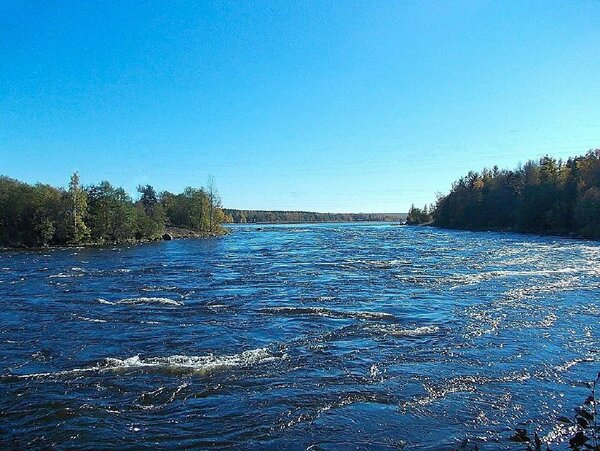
[429,149,600,238]
[5,149,599,247]
[224,209,405,223]
[0,174,229,247]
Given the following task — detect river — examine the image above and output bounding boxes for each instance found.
[1,223,599,449]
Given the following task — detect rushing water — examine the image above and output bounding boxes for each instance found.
[1,223,599,449]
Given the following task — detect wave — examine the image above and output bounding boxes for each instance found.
[5,347,284,380]
[49,272,84,279]
[140,285,179,292]
[279,391,396,430]
[400,371,532,410]
[260,306,396,321]
[401,356,597,412]
[135,382,190,409]
[101,348,282,374]
[434,267,598,289]
[553,357,595,373]
[97,297,183,306]
[359,259,407,269]
[72,314,107,323]
[504,278,586,300]
[368,324,440,337]
[317,259,408,271]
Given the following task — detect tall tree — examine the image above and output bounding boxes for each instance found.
[67,172,89,243]
[136,185,165,239]
[137,185,158,214]
[207,176,221,233]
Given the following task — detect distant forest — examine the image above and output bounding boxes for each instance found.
[409,149,600,238]
[0,174,228,247]
[224,209,406,224]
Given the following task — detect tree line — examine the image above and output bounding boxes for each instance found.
[406,204,433,225]
[0,173,228,247]
[224,209,406,224]
[425,149,600,238]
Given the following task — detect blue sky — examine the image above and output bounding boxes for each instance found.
[1,1,599,212]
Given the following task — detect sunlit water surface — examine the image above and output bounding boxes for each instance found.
[1,223,599,449]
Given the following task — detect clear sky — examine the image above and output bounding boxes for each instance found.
[1,1,599,212]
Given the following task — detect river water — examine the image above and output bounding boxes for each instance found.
[1,223,599,449]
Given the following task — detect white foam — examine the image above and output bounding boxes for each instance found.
[8,347,284,379]
[554,357,595,373]
[103,348,280,373]
[369,364,381,378]
[401,372,529,410]
[98,297,183,306]
[352,311,396,320]
[141,285,179,292]
[370,324,440,337]
[262,306,395,321]
[118,297,183,306]
[505,278,582,300]
[316,296,335,301]
[73,314,107,323]
[49,273,80,279]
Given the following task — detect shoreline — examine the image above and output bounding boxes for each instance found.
[226,220,403,225]
[0,227,228,251]
[424,223,599,242]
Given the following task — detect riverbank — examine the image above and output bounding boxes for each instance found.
[163,226,227,240]
[0,226,228,250]
[426,222,598,241]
